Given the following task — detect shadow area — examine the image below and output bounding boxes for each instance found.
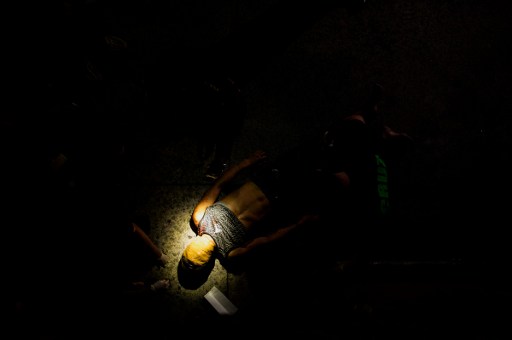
[221,225,512,339]
[177,255,216,290]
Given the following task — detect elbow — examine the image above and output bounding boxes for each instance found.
[189,217,198,232]
[191,211,203,231]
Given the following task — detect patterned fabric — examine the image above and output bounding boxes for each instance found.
[199,202,247,258]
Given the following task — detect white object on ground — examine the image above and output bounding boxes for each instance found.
[204,286,238,315]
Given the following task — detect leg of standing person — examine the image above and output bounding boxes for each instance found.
[131,222,170,267]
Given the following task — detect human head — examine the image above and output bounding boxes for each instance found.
[180,235,216,271]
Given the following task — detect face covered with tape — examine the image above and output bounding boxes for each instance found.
[180,235,216,271]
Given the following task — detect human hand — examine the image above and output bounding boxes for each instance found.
[298,214,320,225]
[245,150,267,165]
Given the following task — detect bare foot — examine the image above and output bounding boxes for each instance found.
[156,253,170,268]
[150,278,170,291]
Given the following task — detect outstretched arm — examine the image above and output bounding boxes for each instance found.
[227,214,320,258]
[191,150,267,228]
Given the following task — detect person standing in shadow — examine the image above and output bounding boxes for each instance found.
[320,83,414,261]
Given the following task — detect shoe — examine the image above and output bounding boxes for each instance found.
[104,35,128,50]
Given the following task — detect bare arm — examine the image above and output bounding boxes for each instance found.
[191,150,267,227]
[132,222,163,260]
[227,214,320,258]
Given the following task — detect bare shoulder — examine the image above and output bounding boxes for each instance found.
[344,114,365,123]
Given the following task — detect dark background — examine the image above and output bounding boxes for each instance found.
[8,0,512,338]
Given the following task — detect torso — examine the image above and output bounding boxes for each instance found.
[325,112,390,221]
[219,180,272,230]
